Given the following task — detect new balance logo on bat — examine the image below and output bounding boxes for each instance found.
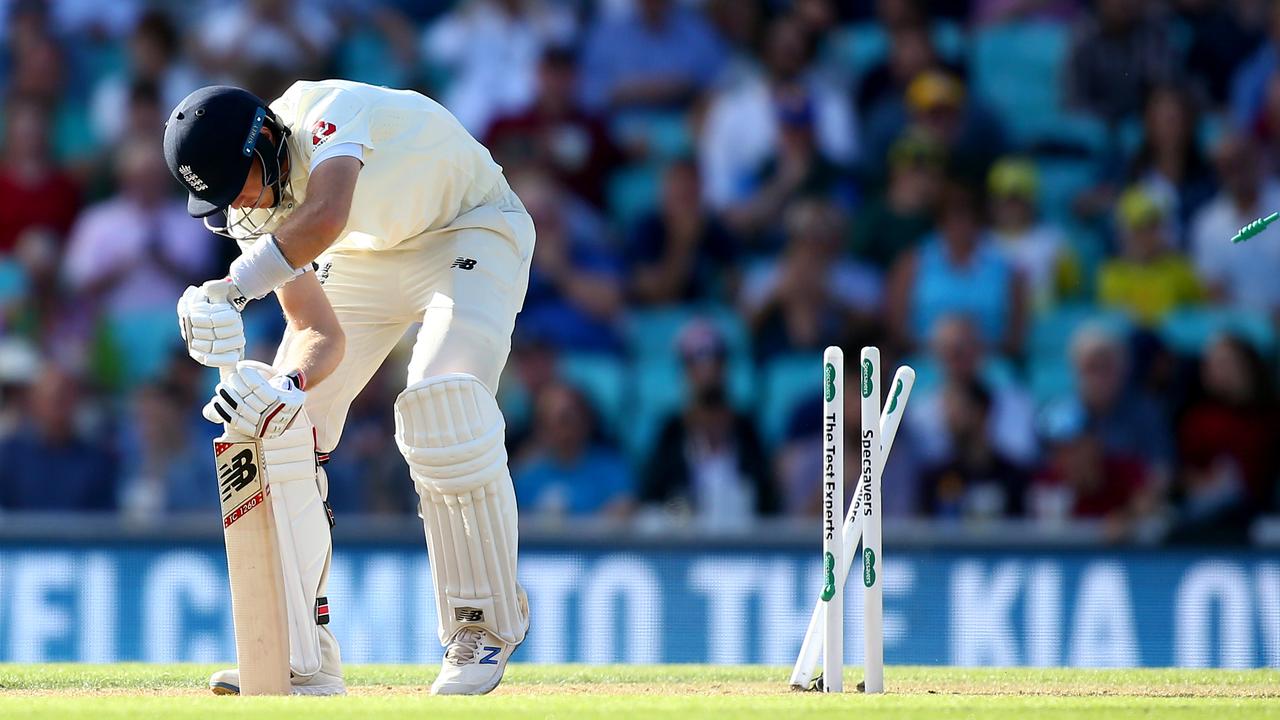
[219,448,258,501]
[451,257,477,270]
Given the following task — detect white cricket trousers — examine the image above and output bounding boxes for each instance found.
[273,185,535,453]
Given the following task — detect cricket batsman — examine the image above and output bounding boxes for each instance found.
[164,80,535,695]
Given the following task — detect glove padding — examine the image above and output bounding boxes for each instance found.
[177,284,245,367]
[203,362,305,439]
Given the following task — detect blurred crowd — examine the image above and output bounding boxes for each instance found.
[2,0,1280,543]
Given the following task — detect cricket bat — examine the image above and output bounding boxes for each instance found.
[205,279,291,696]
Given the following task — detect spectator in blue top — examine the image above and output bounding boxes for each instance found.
[578,0,726,113]
[0,367,116,511]
[742,199,879,362]
[514,381,633,519]
[886,183,1027,356]
[510,168,625,353]
[628,158,738,305]
[1231,1,1280,132]
[118,381,219,520]
[1045,323,1174,487]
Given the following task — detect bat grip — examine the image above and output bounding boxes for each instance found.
[202,277,234,303]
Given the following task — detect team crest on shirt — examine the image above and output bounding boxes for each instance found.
[311,120,337,147]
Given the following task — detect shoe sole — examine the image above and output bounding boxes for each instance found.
[430,664,507,696]
[208,680,346,696]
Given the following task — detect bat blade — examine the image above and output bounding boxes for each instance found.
[213,435,291,695]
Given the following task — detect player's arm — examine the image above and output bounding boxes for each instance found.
[227,156,362,304]
[198,272,344,440]
[274,156,362,268]
[274,271,345,387]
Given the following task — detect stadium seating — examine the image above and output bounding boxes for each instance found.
[1159,307,1277,356]
[0,260,25,305]
[970,22,1071,145]
[1035,154,1101,223]
[622,307,755,455]
[1028,303,1133,405]
[825,21,967,86]
[624,305,752,365]
[1028,353,1076,407]
[558,352,628,436]
[607,163,662,228]
[628,351,755,458]
[902,354,1020,397]
[337,29,413,88]
[758,352,821,446]
[613,112,692,161]
[1030,303,1132,362]
[106,309,182,388]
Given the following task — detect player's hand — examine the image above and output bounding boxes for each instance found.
[177,284,245,367]
[202,362,306,439]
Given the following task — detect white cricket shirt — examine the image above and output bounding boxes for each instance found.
[229,79,508,253]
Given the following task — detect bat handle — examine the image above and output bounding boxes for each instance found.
[201,277,234,303]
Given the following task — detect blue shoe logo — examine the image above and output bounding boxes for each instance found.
[480,646,501,665]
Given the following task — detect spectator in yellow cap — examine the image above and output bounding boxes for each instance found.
[851,129,945,271]
[1098,186,1203,326]
[987,157,1080,310]
[901,70,1006,184]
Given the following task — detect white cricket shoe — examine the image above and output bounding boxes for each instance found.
[209,627,346,696]
[430,626,522,695]
[208,666,346,696]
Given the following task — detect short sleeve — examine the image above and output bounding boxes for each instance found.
[295,88,373,154]
[310,141,364,172]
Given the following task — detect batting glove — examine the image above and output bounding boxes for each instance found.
[177,284,245,368]
[203,361,306,439]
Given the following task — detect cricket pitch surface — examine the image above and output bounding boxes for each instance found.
[1,664,1277,718]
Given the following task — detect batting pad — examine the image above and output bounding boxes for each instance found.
[395,374,527,645]
[246,360,332,678]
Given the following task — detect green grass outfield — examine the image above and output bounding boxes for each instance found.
[0,664,1277,719]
